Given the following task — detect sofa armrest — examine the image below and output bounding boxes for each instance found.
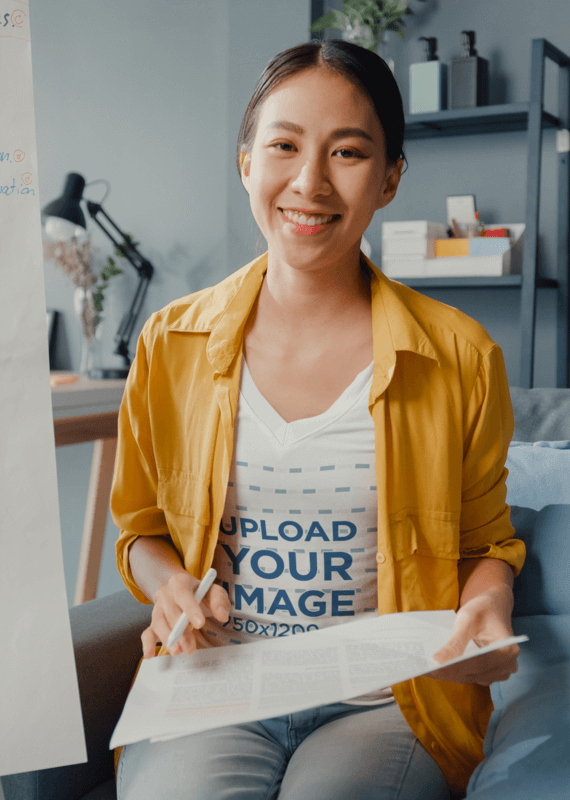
[1,590,152,800]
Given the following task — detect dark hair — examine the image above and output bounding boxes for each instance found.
[236,39,407,181]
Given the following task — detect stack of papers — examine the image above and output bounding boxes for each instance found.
[109,610,527,749]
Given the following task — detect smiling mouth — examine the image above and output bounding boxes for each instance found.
[279,208,341,226]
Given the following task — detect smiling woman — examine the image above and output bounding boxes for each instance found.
[235,44,406,424]
[113,38,525,800]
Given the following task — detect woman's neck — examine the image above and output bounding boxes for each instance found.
[259,251,372,333]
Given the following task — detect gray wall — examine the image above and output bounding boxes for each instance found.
[33,0,309,606]
[33,0,569,606]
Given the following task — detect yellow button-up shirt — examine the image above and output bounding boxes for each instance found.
[112,251,525,794]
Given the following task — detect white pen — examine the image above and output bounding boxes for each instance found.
[166,568,217,651]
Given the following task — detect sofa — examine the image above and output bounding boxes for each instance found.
[2,386,570,800]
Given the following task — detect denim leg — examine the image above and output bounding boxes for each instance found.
[116,719,289,800]
[116,701,450,800]
[277,701,450,800]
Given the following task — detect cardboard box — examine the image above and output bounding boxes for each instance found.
[435,239,469,257]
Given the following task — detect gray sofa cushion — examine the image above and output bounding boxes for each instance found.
[510,387,570,441]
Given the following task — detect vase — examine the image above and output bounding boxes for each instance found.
[73,286,103,377]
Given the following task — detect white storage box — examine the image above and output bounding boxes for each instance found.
[382,224,525,279]
[382,220,448,239]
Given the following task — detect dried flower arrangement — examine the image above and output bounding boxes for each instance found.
[43,236,125,341]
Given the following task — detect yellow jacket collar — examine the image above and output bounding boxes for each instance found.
[166,251,440,382]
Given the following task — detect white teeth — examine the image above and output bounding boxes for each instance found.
[282,209,336,226]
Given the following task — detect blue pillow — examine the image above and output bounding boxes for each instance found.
[505,441,570,617]
[466,615,570,799]
[506,440,570,510]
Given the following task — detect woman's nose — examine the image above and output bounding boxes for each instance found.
[290,159,331,196]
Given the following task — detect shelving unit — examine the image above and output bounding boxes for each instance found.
[401,39,570,388]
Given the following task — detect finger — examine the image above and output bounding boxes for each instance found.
[184,585,230,627]
[177,626,199,656]
[433,630,472,664]
[206,584,231,622]
[151,604,186,656]
[141,626,160,658]
[432,607,484,664]
[166,574,207,628]
[155,584,203,655]
[429,652,518,684]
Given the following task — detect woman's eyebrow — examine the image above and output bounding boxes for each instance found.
[266,120,374,143]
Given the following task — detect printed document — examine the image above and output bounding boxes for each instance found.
[110,610,527,749]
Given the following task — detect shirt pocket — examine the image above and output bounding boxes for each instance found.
[389,508,460,561]
[157,468,211,527]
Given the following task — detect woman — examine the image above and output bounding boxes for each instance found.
[112,40,525,800]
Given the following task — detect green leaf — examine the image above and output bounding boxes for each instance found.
[310,11,347,32]
[94,315,101,327]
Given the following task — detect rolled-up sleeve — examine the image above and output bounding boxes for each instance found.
[459,344,526,577]
[111,314,170,604]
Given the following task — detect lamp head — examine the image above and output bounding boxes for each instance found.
[41,172,88,240]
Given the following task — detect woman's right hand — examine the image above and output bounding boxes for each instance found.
[141,571,231,658]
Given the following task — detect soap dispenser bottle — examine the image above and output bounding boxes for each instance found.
[450,30,489,109]
[409,36,447,114]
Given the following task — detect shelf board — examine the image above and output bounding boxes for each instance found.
[405,103,561,139]
[391,275,558,289]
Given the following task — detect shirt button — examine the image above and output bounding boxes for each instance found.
[431,741,440,753]
[376,552,386,564]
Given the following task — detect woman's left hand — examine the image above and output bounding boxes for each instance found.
[427,584,519,686]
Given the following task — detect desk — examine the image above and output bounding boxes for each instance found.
[51,373,126,605]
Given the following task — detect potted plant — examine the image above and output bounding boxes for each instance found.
[310,0,427,60]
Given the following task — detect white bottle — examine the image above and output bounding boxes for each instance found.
[410,36,447,114]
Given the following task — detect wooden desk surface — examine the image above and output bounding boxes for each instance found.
[51,372,126,420]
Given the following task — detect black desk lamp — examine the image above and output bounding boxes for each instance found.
[41,172,154,379]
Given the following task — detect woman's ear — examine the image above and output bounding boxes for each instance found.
[240,151,251,192]
[376,158,404,211]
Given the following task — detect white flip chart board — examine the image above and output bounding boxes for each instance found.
[0,0,87,776]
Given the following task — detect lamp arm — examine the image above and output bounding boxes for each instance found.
[115,274,152,362]
[86,201,154,279]
[85,200,154,368]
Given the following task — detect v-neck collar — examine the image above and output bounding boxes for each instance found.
[239,358,375,447]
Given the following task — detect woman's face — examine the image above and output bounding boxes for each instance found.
[241,67,403,276]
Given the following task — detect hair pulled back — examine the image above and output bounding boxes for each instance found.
[236,39,406,180]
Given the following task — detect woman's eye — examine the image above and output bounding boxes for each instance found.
[271,143,363,159]
[335,148,362,159]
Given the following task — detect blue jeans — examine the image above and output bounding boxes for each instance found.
[117,700,450,800]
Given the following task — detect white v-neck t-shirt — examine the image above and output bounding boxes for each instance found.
[204,358,394,705]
